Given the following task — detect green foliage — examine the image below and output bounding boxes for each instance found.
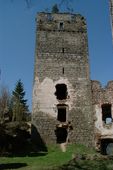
[52,4,59,13]
[11,79,28,121]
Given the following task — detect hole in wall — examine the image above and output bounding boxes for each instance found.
[101,139,113,155]
[57,104,68,122]
[55,84,68,100]
[55,126,68,144]
[101,104,112,124]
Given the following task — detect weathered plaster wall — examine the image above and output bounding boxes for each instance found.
[33,77,74,117]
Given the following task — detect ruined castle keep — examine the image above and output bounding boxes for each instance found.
[32,12,113,154]
[32,12,94,147]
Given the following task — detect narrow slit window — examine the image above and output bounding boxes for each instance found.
[62,67,64,74]
[62,48,64,53]
[59,22,64,30]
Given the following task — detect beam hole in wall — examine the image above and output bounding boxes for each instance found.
[55,84,68,100]
[101,104,112,124]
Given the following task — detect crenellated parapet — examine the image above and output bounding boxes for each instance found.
[91,80,113,105]
[106,80,113,90]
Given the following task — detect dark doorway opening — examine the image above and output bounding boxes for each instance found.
[55,126,67,144]
[102,104,112,124]
[101,139,113,155]
[55,84,68,100]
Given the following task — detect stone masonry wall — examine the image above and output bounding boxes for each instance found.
[32,13,94,148]
[91,80,113,149]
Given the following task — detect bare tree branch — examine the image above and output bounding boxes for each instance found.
[25,0,32,8]
[58,0,74,12]
[0,86,10,122]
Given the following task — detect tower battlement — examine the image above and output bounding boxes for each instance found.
[36,12,86,33]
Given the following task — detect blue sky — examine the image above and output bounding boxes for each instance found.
[0,0,113,111]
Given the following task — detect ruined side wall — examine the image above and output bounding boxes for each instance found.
[92,80,113,141]
[32,13,94,147]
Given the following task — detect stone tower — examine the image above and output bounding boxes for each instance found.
[32,12,94,148]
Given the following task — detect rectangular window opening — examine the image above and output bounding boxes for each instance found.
[102,104,112,124]
[57,106,67,122]
[55,84,68,100]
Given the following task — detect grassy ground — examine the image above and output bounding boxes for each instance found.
[0,144,75,170]
[0,144,113,170]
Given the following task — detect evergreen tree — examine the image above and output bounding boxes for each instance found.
[12,79,28,121]
[52,4,59,13]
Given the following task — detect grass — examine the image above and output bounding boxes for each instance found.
[0,144,113,170]
[0,144,76,170]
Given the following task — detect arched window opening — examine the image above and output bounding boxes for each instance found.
[101,104,112,124]
[55,84,68,100]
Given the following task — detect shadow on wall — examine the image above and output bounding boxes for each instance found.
[0,163,27,170]
[31,124,48,152]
